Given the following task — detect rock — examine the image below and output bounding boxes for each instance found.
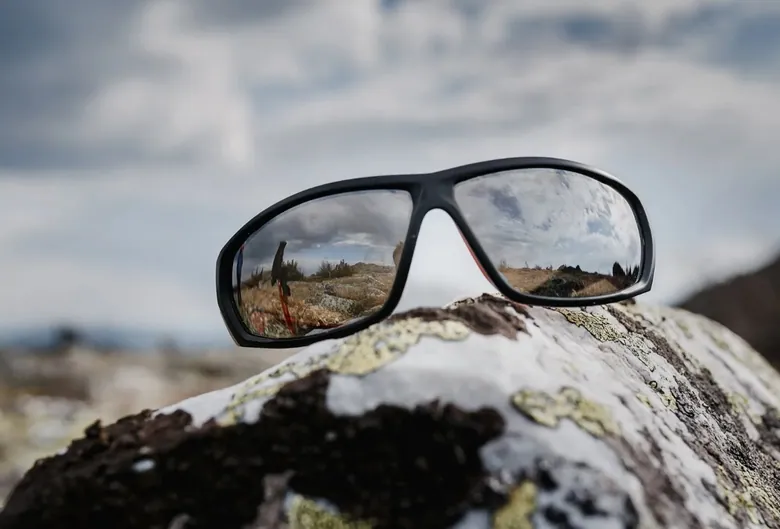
[677,254,780,369]
[1,294,780,529]
[0,347,288,504]
[308,292,359,315]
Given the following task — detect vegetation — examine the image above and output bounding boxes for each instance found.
[281,259,306,281]
[239,258,358,292]
[235,255,643,339]
[313,259,356,280]
[236,260,393,339]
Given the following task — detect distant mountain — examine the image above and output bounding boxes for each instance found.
[0,324,232,353]
[677,254,780,368]
[6,256,780,360]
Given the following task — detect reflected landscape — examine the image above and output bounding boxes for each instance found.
[233,167,645,339]
[233,190,413,338]
[455,168,643,298]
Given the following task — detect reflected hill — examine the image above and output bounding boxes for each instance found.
[499,261,638,298]
[235,258,639,338]
[235,260,396,337]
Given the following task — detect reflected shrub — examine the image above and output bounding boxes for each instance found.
[312,259,356,280]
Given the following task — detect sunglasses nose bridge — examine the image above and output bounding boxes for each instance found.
[416,179,460,221]
[414,180,490,275]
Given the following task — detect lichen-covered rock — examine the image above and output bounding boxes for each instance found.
[1,294,780,529]
[0,346,285,504]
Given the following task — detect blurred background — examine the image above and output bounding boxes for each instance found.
[1,0,779,500]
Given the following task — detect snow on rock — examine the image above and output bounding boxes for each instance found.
[1,294,780,529]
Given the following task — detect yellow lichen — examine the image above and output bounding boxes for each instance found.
[704,327,730,352]
[561,360,581,379]
[636,393,653,409]
[675,319,694,340]
[727,393,763,425]
[326,317,471,376]
[555,304,780,524]
[716,462,780,526]
[659,392,676,410]
[554,308,622,342]
[716,466,760,525]
[616,332,656,371]
[492,481,538,529]
[733,461,780,523]
[288,496,373,529]
[217,352,332,425]
[217,317,472,425]
[647,380,677,411]
[511,387,620,437]
[555,308,655,371]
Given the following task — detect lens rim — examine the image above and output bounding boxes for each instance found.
[228,189,415,340]
[217,157,655,348]
[451,167,646,302]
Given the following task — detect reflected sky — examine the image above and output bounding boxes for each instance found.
[454,168,642,274]
[238,189,413,278]
[237,168,643,286]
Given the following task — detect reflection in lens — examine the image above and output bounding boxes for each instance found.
[454,168,643,299]
[233,190,413,338]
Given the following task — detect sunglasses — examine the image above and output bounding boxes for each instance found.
[216,157,655,348]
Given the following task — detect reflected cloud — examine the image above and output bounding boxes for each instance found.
[232,167,646,340]
[455,168,642,297]
[239,189,413,275]
[233,190,413,339]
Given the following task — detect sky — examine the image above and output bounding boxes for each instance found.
[1,0,780,347]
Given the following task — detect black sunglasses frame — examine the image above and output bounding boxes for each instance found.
[216,156,655,348]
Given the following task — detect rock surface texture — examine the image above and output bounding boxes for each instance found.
[1,294,780,529]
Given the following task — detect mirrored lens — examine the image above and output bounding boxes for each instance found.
[233,190,413,338]
[454,168,643,298]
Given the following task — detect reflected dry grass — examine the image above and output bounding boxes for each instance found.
[236,263,396,338]
[236,261,635,338]
[499,265,634,298]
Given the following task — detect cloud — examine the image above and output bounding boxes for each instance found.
[1,0,779,344]
[0,0,154,170]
